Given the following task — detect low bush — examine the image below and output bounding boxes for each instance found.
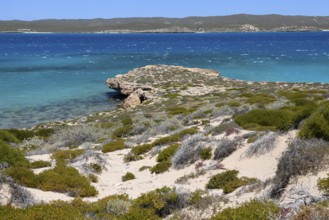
[214,138,241,160]
[299,102,329,141]
[131,143,154,156]
[122,172,136,182]
[112,125,133,138]
[106,198,131,216]
[124,153,143,162]
[235,106,313,131]
[200,147,212,160]
[0,129,20,143]
[172,134,211,169]
[167,106,196,116]
[90,163,102,173]
[206,170,257,194]
[245,132,278,157]
[131,187,181,218]
[37,165,97,197]
[52,149,85,165]
[6,165,97,197]
[157,143,180,163]
[102,139,125,153]
[34,128,54,139]
[208,121,239,136]
[48,125,104,148]
[150,161,171,174]
[210,200,280,220]
[131,127,198,156]
[0,141,29,167]
[292,203,329,220]
[6,129,35,141]
[29,160,51,169]
[271,138,329,198]
[317,174,329,194]
[244,93,277,106]
[4,166,39,187]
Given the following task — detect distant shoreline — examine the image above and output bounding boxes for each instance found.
[1,30,329,34]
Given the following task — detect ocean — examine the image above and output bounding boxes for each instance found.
[0,32,328,128]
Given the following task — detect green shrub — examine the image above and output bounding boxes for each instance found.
[30,160,51,169]
[124,153,143,162]
[299,103,329,141]
[317,174,329,194]
[112,125,133,138]
[235,106,313,131]
[132,144,154,156]
[150,161,171,174]
[139,166,151,172]
[52,149,85,165]
[0,200,85,220]
[122,172,135,182]
[4,166,39,187]
[131,128,198,156]
[90,163,102,173]
[199,147,212,160]
[208,122,239,136]
[206,170,257,193]
[121,117,133,126]
[228,101,241,107]
[211,200,280,220]
[131,187,180,218]
[37,165,97,197]
[245,94,277,105]
[0,141,29,167]
[102,139,125,153]
[6,129,35,141]
[34,128,54,138]
[0,130,20,143]
[157,144,180,163]
[167,106,197,116]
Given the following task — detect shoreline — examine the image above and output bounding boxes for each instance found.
[1,30,329,34]
[2,69,329,131]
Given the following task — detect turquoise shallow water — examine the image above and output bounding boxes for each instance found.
[0,32,328,128]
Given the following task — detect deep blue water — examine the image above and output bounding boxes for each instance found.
[0,32,329,128]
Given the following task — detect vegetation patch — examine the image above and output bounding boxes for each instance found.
[131,127,197,156]
[102,139,125,153]
[150,161,171,174]
[157,143,180,163]
[299,102,329,141]
[271,138,329,198]
[235,105,314,131]
[210,200,280,220]
[317,174,329,194]
[52,149,85,165]
[0,141,29,167]
[29,160,51,169]
[122,172,136,182]
[199,147,212,160]
[206,170,257,194]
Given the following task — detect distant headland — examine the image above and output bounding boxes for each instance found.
[1,14,329,33]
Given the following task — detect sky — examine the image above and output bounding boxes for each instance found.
[2,0,329,20]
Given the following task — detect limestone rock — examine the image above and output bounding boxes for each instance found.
[123,93,142,109]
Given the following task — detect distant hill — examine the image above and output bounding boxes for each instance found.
[1,14,329,33]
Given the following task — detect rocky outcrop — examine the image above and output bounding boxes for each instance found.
[106,65,220,108]
[106,76,155,109]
